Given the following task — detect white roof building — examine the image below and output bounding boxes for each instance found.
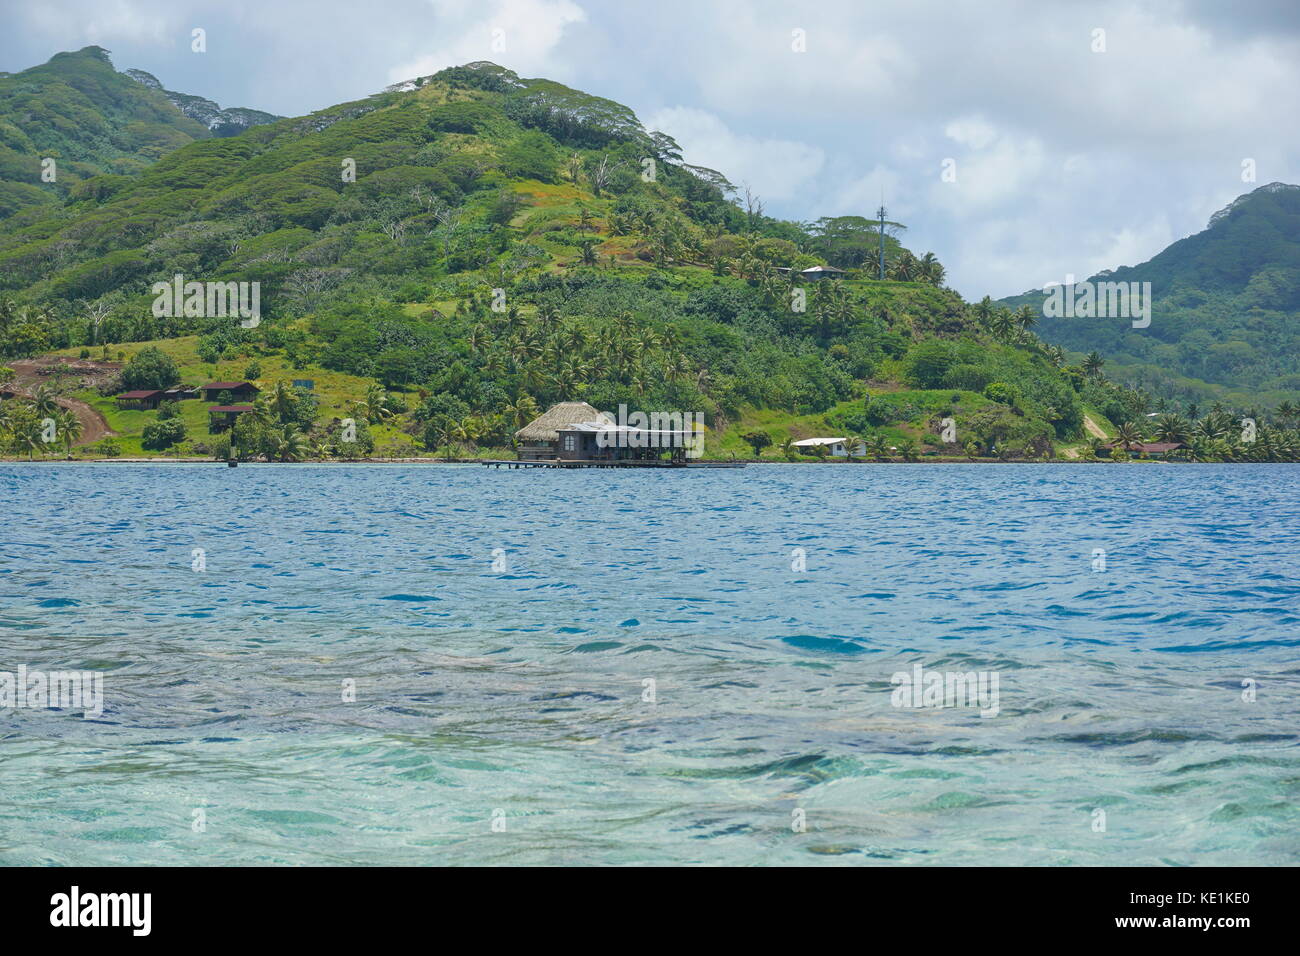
[791,437,864,457]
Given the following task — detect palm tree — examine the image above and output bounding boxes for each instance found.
[1251,426,1281,462]
[533,303,558,334]
[0,298,18,338]
[1014,304,1038,340]
[1082,351,1105,378]
[918,252,945,285]
[550,355,590,396]
[448,418,478,459]
[30,383,60,418]
[467,325,487,354]
[990,308,1016,343]
[1196,412,1231,442]
[270,380,297,423]
[865,433,890,461]
[1114,421,1143,455]
[269,425,310,462]
[503,394,541,432]
[55,408,82,453]
[757,265,785,306]
[812,290,837,341]
[363,384,394,424]
[664,353,691,382]
[889,250,919,282]
[1153,413,1191,445]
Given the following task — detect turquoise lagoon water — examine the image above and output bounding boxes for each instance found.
[1,462,1297,865]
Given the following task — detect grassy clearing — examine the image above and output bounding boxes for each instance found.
[49,335,414,455]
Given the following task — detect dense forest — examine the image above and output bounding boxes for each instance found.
[1003,182,1300,408]
[1,50,1295,463]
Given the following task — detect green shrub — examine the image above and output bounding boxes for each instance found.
[984,382,1021,407]
[122,346,179,391]
[943,363,993,392]
[902,340,956,389]
[209,434,231,459]
[141,417,186,450]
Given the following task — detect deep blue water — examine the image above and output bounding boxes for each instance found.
[1,462,1298,865]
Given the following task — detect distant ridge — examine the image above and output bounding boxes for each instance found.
[123,67,279,136]
[0,46,279,218]
[1001,181,1300,403]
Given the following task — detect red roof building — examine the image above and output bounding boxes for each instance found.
[208,404,255,432]
[201,381,260,402]
[115,389,165,409]
[1106,441,1185,457]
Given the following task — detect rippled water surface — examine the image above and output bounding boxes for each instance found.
[2,462,1298,865]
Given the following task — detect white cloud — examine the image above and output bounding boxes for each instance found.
[386,0,585,84]
[930,129,1049,213]
[645,107,825,203]
[944,117,997,151]
[1079,219,1176,277]
[3,0,1297,299]
[18,0,178,48]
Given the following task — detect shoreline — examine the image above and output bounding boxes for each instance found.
[0,456,1207,466]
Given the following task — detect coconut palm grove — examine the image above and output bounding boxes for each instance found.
[3,49,1298,464]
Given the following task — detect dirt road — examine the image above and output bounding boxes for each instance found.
[5,358,116,445]
[1083,413,1108,439]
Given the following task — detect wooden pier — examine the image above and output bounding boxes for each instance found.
[482,459,745,470]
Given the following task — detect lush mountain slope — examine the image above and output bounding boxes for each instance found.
[122,68,279,137]
[1,58,1160,461]
[0,46,277,220]
[1003,182,1300,405]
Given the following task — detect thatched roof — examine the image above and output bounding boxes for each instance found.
[515,401,601,441]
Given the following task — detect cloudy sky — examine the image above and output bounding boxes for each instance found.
[4,0,1298,298]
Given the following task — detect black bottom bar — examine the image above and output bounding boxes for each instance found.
[1,866,1284,942]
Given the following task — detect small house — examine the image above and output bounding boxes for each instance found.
[792,437,863,458]
[208,404,255,432]
[799,265,847,280]
[116,389,166,410]
[553,422,699,462]
[514,401,601,460]
[201,381,260,403]
[1106,440,1184,459]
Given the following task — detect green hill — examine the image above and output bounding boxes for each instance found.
[1002,182,1300,406]
[1,57,1166,462]
[0,46,277,220]
[121,68,279,138]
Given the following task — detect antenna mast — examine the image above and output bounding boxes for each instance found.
[876,199,887,281]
